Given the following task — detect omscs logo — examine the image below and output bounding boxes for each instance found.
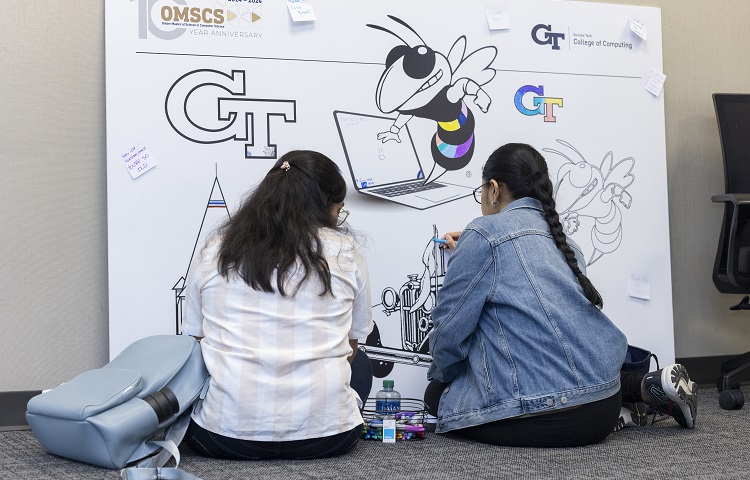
[160,5,224,25]
[137,0,261,40]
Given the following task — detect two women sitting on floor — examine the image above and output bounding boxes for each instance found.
[183,146,697,459]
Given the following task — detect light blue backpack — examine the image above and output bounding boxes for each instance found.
[26,335,210,479]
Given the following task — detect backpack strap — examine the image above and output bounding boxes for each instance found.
[120,411,199,480]
[121,465,199,480]
[121,375,210,480]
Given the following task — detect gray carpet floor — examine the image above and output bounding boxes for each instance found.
[2,386,749,479]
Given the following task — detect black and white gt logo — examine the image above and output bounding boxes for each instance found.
[165,69,296,159]
[531,24,566,50]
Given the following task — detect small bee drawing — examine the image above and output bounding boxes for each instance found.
[367,16,497,182]
[543,140,635,266]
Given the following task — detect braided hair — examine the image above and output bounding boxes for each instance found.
[483,143,603,308]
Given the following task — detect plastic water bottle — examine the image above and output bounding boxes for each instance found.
[375,380,401,418]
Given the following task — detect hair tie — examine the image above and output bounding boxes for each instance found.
[280,161,291,172]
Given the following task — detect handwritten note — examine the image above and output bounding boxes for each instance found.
[287,0,316,22]
[628,273,651,300]
[643,68,666,97]
[485,9,511,31]
[121,142,156,179]
[629,15,647,41]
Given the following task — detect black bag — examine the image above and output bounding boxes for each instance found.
[621,344,658,376]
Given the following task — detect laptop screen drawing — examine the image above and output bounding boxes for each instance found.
[334,111,424,188]
[333,110,473,210]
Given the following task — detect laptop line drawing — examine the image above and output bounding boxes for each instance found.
[333,110,473,210]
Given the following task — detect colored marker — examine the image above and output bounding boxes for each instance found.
[431,238,447,245]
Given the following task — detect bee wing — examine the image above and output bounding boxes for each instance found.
[604,157,635,189]
[451,44,498,87]
[447,36,467,75]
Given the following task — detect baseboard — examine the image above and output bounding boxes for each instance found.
[676,354,750,388]
[0,391,41,431]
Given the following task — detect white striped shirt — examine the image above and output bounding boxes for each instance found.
[183,228,373,441]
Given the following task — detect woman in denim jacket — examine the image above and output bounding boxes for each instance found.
[425,143,697,447]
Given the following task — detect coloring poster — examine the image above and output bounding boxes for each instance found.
[106,0,671,399]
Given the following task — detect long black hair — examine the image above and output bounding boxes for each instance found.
[483,143,603,309]
[217,150,347,297]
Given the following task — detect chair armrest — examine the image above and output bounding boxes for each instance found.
[712,193,750,205]
[713,193,750,289]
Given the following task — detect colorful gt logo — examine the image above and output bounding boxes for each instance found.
[514,85,563,123]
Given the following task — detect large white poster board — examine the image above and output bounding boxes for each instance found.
[106,0,672,399]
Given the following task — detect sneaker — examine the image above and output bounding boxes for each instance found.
[613,402,649,432]
[642,363,698,429]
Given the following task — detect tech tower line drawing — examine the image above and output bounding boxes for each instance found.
[333,110,474,210]
[543,139,636,266]
[366,15,497,184]
[172,168,231,334]
[360,226,446,378]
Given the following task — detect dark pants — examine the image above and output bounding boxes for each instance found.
[423,370,644,448]
[186,349,373,460]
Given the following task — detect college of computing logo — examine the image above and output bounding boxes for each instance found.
[531,22,634,52]
[514,85,563,123]
[135,0,263,40]
[531,24,566,50]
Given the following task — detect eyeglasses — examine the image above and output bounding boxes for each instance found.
[473,182,491,204]
[337,209,350,226]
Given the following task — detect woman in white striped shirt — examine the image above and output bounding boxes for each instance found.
[183,150,374,459]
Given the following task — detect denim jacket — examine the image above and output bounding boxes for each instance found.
[428,197,628,433]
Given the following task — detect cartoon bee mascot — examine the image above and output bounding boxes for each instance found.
[367,16,497,181]
[544,140,635,266]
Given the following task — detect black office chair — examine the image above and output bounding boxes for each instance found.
[711,93,750,410]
